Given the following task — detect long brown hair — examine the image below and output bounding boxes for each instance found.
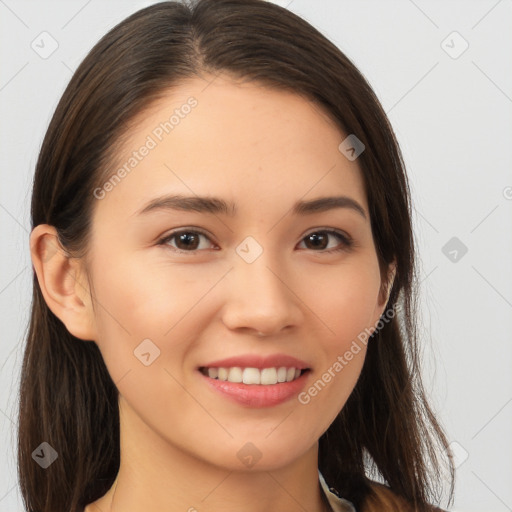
[19,1,455,511]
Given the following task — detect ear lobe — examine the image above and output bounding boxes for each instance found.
[30,224,97,341]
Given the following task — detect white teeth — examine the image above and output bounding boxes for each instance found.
[276,367,287,382]
[204,366,304,385]
[228,367,243,383]
[261,368,277,385]
[243,368,260,385]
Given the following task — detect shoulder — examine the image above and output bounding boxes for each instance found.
[360,481,447,512]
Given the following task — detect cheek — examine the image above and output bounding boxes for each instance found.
[89,256,220,377]
[297,258,380,416]
[310,257,382,347]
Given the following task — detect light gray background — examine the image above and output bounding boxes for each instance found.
[1,0,511,510]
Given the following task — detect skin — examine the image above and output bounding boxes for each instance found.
[30,74,394,512]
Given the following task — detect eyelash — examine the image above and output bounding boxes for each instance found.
[157,228,353,255]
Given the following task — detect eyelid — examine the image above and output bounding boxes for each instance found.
[302,226,351,241]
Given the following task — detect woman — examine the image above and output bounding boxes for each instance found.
[19,1,455,511]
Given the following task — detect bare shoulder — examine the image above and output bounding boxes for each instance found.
[361,481,447,512]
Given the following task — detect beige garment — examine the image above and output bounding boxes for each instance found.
[319,470,356,512]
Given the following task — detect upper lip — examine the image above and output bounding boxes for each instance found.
[199,354,311,370]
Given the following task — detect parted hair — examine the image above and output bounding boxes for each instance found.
[18,1,455,511]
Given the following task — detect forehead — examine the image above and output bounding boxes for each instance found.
[93,75,367,223]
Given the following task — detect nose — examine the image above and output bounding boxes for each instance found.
[221,253,303,337]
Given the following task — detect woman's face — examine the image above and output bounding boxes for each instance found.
[82,74,390,470]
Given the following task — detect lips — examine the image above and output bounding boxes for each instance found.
[196,353,312,407]
[199,367,311,407]
[199,353,311,370]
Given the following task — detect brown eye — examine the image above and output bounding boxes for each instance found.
[159,230,215,253]
[299,230,352,252]
[158,228,352,255]
[174,232,201,250]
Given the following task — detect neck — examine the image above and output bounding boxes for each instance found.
[87,396,331,512]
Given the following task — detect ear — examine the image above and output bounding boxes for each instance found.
[29,224,97,341]
[376,260,397,314]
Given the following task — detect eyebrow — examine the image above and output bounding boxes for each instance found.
[135,194,367,220]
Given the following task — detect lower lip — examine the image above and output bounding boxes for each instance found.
[199,370,310,408]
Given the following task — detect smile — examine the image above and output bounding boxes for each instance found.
[199,366,308,385]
